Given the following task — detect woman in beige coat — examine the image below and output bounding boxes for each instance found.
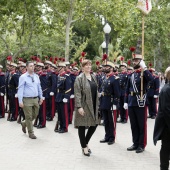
[74,59,99,157]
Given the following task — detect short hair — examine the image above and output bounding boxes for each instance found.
[81,59,92,67]
[26,61,34,67]
[165,67,170,80]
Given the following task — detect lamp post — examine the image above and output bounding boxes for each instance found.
[101,41,106,54]
[103,23,111,56]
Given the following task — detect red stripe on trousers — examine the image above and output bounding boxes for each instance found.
[0,96,5,117]
[144,106,147,148]
[113,110,117,137]
[64,103,68,131]
[69,98,74,122]
[15,98,19,119]
[42,100,46,126]
[51,96,55,118]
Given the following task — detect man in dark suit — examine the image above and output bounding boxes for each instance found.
[153,66,170,170]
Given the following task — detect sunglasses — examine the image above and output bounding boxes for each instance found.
[30,76,34,82]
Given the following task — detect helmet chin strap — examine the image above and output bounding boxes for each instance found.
[58,67,63,72]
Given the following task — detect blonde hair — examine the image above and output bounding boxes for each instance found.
[81,59,92,67]
[165,67,170,80]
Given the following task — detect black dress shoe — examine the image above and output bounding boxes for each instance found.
[10,117,17,122]
[136,147,144,153]
[127,145,138,151]
[82,149,90,157]
[100,139,109,143]
[0,115,4,118]
[47,117,53,121]
[88,149,92,154]
[54,129,61,133]
[117,119,123,123]
[151,116,156,119]
[147,115,152,118]
[122,120,127,124]
[58,129,68,133]
[108,140,115,145]
[37,125,45,129]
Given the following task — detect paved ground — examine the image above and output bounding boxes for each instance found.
[0,113,161,170]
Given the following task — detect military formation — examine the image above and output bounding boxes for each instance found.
[0,47,162,153]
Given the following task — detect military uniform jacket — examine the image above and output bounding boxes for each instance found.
[74,73,99,126]
[153,83,170,145]
[38,71,48,97]
[119,71,128,96]
[124,69,153,107]
[70,73,77,95]
[55,72,71,103]
[8,72,19,96]
[0,72,5,94]
[147,75,160,97]
[100,73,120,110]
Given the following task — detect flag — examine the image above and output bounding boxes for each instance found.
[137,0,152,15]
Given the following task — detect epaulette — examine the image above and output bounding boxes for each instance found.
[114,76,119,79]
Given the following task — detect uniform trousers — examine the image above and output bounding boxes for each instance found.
[128,106,147,148]
[119,96,127,121]
[22,98,39,134]
[0,96,5,117]
[147,97,157,116]
[78,125,97,148]
[160,127,170,170]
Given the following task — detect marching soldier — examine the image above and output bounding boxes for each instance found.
[99,61,120,145]
[8,62,20,121]
[147,68,159,119]
[0,65,5,118]
[55,61,71,133]
[117,62,128,123]
[124,53,153,153]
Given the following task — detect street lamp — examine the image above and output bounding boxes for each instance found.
[103,23,111,56]
[101,41,106,54]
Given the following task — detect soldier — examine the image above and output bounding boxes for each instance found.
[8,62,20,121]
[147,68,159,119]
[44,60,56,121]
[124,53,153,153]
[0,65,5,118]
[117,62,128,123]
[99,61,120,145]
[55,62,71,133]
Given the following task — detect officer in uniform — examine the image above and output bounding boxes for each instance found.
[8,62,20,121]
[117,62,128,123]
[99,61,120,145]
[55,61,71,133]
[44,60,56,121]
[124,53,153,153]
[147,68,159,119]
[0,65,5,118]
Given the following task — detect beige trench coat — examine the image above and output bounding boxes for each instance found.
[74,73,99,126]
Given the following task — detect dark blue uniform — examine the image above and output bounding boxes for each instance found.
[100,73,120,142]
[118,71,128,122]
[147,75,159,118]
[46,70,56,121]
[0,72,5,118]
[8,72,20,121]
[125,69,153,149]
[56,72,71,133]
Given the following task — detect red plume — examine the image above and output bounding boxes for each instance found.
[55,57,58,61]
[36,57,41,62]
[59,58,62,61]
[81,52,86,57]
[127,60,131,65]
[130,46,136,52]
[50,57,53,62]
[19,58,23,61]
[62,58,65,62]
[74,62,77,66]
[80,58,83,63]
[54,61,57,64]
[120,56,124,61]
[45,56,48,59]
[96,61,100,66]
[149,63,152,67]
[7,56,12,61]
[103,54,108,60]
[113,59,116,62]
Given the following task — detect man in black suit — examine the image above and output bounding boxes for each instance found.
[153,66,170,170]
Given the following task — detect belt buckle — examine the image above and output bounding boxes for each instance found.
[131,91,133,96]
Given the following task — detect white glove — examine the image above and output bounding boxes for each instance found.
[15,94,18,98]
[70,95,74,98]
[98,93,102,98]
[63,98,68,103]
[50,92,54,96]
[139,60,147,69]
[112,105,117,110]
[42,97,45,100]
[123,103,128,110]
[154,95,158,98]
[0,93,4,96]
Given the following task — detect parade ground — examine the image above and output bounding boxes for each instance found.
[0,113,160,170]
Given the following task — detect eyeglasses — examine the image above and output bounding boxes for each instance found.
[30,76,34,82]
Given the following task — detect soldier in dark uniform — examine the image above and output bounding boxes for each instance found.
[0,65,5,118]
[99,61,120,145]
[147,68,159,119]
[44,60,56,121]
[117,62,128,123]
[8,62,20,121]
[124,53,153,153]
[55,62,71,133]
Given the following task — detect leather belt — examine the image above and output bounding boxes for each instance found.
[129,92,145,96]
[24,96,38,99]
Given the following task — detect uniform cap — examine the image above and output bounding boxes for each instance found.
[73,67,78,71]
[119,62,127,68]
[58,62,66,67]
[37,62,44,67]
[64,61,70,65]
[103,61,115,68]
[9,62,17,67]
[44,60,53,65]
